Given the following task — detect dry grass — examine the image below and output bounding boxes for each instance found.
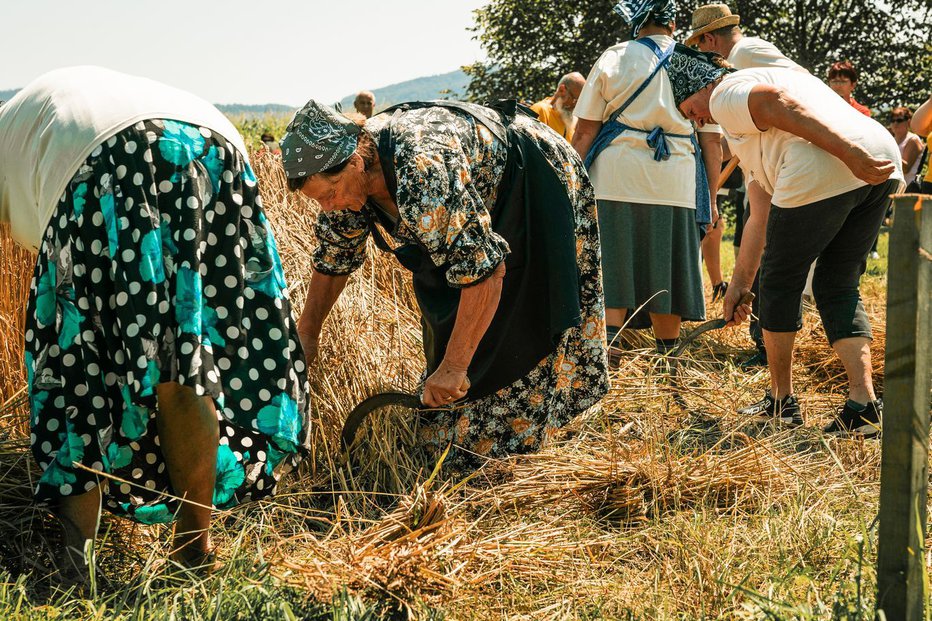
[0,150,900,619]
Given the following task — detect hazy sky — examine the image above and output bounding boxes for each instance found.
[2,0,488,105]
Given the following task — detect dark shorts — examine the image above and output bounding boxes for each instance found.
[758,180,898,343]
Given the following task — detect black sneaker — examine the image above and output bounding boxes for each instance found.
[738,392,803,426]
[823,399,882,437]
[739,348,768,370]
[712,281,729,303]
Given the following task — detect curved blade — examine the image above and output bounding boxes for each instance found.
[671,319,726,357]
[671,291,755,357]
[341,391,422,453]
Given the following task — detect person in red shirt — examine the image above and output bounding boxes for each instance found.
[827,60,871,117]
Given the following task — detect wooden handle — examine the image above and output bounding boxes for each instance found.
[739,291,755,306]
[715,157,740,193]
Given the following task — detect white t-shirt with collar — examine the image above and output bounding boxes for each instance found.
[0,66,249,252]
[709,68,904,207]
[575,35,718,208]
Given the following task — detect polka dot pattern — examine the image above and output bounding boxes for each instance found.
[26,120,311,524]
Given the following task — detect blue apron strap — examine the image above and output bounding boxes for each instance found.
[691,132,712,231]
[605,39,675,126]
[585,39,676,169]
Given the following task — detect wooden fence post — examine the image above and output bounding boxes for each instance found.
[877,194,932,620]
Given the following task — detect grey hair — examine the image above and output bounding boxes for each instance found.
[558,72,585,89]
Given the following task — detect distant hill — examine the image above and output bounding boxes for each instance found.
[338,69,470,111]
[215,103,295,116]
[0,68,472,115]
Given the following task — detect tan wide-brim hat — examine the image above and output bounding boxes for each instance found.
[685,3,741,47]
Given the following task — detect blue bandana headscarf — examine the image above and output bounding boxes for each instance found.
[667,44,733,107]
[613,0,677,39]
[280,100,361,180]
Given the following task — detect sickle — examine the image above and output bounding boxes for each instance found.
[341,391,425,453]
[670,291,755,358]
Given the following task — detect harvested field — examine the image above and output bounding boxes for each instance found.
[0,148,899,619]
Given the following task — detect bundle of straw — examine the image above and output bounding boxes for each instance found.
[500,433,809,525]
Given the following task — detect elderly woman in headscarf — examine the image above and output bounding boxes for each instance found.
[0,66,311,585]
[572,0,722,364]
[282,99,609,469]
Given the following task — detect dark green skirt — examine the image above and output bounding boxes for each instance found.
[598,200,705,329]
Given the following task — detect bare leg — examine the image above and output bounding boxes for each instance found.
[831,336,876,404]
[605,307,627,331]
[763,330,796,399]
[57,484,102,543]
[155,382,219,561]
[55,484,102,579]
[649,313,682,341]
[702,222,724,286]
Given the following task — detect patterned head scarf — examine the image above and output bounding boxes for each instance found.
[666,44,733,107]
[613,0,677,39]
[280,99,361,180]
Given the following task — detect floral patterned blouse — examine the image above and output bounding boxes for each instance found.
[312,104,513,287]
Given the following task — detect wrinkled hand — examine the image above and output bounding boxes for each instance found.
[723,283,753,327]
[842,145,896,186]
[297,329,320,370]
[422,360,470,408]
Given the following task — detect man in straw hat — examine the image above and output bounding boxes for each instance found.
[686,2,807,370]
[672,46,904,436]
[685,3,805,73]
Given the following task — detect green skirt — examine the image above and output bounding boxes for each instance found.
[598,200,705,329]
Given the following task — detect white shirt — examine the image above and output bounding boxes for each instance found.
[728,37,807,72]
[898,132,923,186]
[709,68,904,207]
[703,37,806,135]
[575,35,717,208]
[0,66,249,251]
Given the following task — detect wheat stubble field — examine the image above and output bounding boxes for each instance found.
[0,135,900,620]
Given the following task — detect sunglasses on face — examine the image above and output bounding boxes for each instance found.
[891,118,908,123]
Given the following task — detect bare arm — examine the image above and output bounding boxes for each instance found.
[721,135,733,161]
[571,118,602,162]
[723,179,771,325]
[911,94,932,136]
[747,85,895,185]
[699,130,722,222]
[422,262,505,407]
[902,135,922,172]
[297,269,350,366]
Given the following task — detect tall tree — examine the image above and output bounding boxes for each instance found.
[464,0,931,112]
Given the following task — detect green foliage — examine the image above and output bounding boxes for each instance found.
[465,0,932,111]
[228,113,292,151]
[465,0,622,104]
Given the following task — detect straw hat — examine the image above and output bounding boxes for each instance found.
[685,4,741,47]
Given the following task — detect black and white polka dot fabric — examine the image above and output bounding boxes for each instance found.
[25,119,311,524]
